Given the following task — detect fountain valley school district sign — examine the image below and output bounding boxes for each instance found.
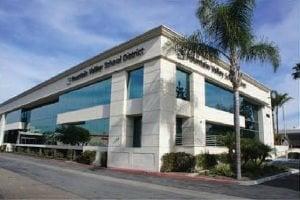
[67,47,144,85]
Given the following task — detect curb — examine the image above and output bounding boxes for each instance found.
[237,169,299,185]
[108,167,237,184]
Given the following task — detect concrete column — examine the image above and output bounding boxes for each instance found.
[0,114,5,145]
[108,71,127,148]
[182,73,206,149]
[157,59,176,168]
[258,106,274,147]
[107,71,128,168]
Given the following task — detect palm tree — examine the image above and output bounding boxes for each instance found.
[168,0,280,179]
[271,91,292,135]
[292,63,300,128]
[292,63,300,80]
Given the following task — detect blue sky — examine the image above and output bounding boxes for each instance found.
[0,0,299,129]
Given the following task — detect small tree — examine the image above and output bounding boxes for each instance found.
[219,132,271,168]
[42,132,59,145]
[271,91,292,135]
[56,125,90,145]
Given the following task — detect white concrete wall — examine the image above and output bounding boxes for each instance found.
[205,107,246,128]
[157,59,177,165]
[126,99,142,115]
[0,115,5,145]
[56,104,110,124]
[4,122,25,131]
[258,106,274,147]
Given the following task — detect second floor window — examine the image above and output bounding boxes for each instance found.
[176,68,190,100]
[128,67,144,99]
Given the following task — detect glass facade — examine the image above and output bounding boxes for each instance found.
[6,110,22,124]
[176,68,190,100]
[205,81,234,112]
[27,102,59,134]
[240,97,260,138]
[205,81,261,141]
[128,67,144,99]
[59,78,111,113]
[71,118,110,135]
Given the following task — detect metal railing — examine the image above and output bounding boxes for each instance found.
[206,135,222,146]
[175,134,183,146]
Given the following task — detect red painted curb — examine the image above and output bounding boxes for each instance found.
[108,167,237,184]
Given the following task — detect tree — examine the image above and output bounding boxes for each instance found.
[292,63,300,128]
[271,91,292,135]
[168,0,280,179]
[292,63,300,80]
[56,125,90,145]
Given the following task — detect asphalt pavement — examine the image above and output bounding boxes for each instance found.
[0,153,299,199]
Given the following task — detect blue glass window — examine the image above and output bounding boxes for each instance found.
[128,68,144,99]
[205,81,234,113]
[59,78,111,113]
[240,97,260,138]
[27,102,59,134]
[176,69,190,100]
[6,110,22,124]
[78,118,109,135]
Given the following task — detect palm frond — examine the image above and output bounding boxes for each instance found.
[241,41,280,71]
[196,0,254,52]
[292,63,300,79]
[228,0,255,49]
[170,31,221,61]
[271,91,292,108]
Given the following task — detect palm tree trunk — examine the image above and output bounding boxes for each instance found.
[234,89,242,180]
[276,107,279,135]
[272,110,276,137]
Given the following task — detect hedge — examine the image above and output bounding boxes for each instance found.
[288,152,300,159]
[195,153,218,170]
[161,152,195,172]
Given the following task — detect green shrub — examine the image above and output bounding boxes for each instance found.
[219,133,272,168]
[243,162,287,179]
[0,145,6,152]
[43,148,54,158]
[288,152,300,159]
[161,152,195,172]
[217,153,230,164]
[56,125,90,145]
[76,150,96,165]
[211,163,234,177]
[241,139,272,166]
[54,150,65,159]
[195,153,217,170]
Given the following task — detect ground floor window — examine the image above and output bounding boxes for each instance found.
[206,122,259,146]
[132,116,142,147]
[3,130,19,143]
[176,118,183,145]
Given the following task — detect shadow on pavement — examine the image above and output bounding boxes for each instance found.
[262,174,300,192]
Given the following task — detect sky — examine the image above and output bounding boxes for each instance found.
[0,0,299,129]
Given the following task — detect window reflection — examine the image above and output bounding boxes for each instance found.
[176,69,190,100]
[59,78,111,112]
[128,67,144,99]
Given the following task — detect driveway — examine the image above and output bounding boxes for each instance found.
[0,153,299,199]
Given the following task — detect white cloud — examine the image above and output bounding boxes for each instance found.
[0,43,78,102]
